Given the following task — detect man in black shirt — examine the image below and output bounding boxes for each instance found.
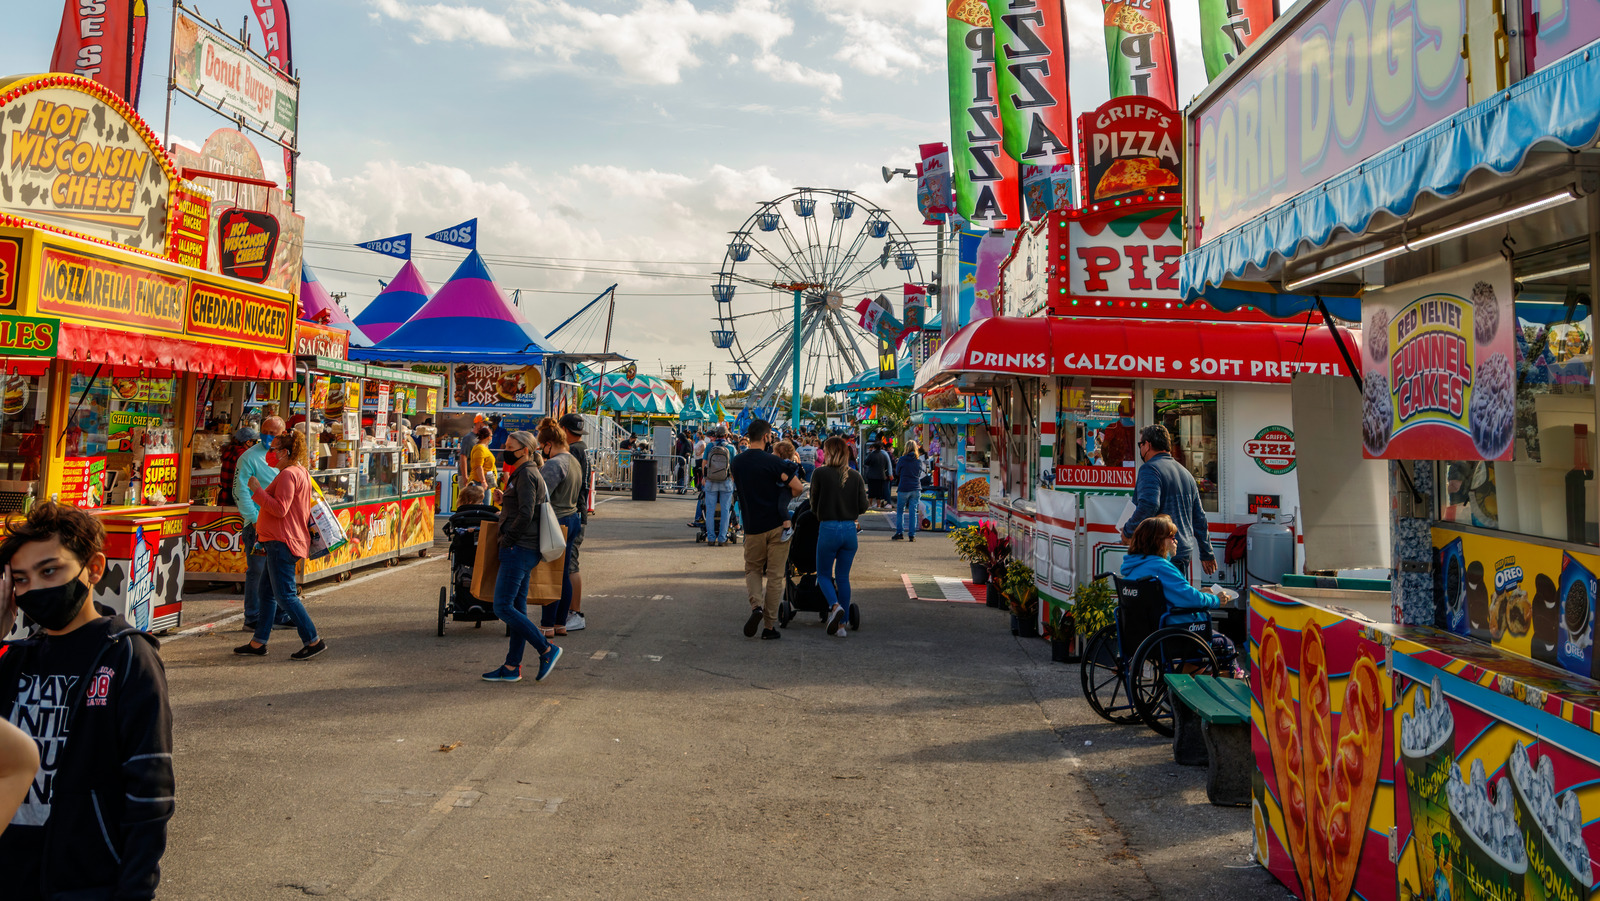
[730,420,805,640]
[0,503,174,900]
[560,413,592,632]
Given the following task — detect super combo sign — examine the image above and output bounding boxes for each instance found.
[1361,257,1514,461]
[1187,0,1470,245]
[0,75,177,254]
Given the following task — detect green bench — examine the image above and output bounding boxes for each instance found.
[1165,674,1251,807]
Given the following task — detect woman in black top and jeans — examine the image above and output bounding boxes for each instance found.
[810,436,869,636]
[482,430,562,684]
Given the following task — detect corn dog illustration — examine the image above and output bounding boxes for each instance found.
[1259,622,1312,898]
[1301,622,1334,901]
[1327,652,1385,901]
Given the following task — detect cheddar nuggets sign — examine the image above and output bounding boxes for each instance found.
[187,280,293,350]
[0,75,176,254]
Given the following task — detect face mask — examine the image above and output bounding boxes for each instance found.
[16,568,90,631]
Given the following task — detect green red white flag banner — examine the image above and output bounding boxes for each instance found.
[987,0,1074,167]
[948,1,1023,229]
[1101,0,1179,107]
[1198,0,1276,81]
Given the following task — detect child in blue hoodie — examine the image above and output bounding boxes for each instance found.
[1120,514,1228,629]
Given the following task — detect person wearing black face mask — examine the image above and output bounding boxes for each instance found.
[481,430,562,683]
[0,502,174,900]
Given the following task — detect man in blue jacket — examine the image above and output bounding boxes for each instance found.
[1121,425,1217,577]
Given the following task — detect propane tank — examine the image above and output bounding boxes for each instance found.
[1245,508,1296,590]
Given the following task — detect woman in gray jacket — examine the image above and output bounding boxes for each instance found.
[482,430,562,683]
[537,418,585,638]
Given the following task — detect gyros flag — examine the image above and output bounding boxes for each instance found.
[948,0,1023,229]
[1102,0,1178,106]
[987,0,1073,166]
[1199,0,1275,81]
[249,0,294,73]
[50,0,149,107]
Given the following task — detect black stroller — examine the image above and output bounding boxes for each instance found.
[437,504,504,635]
[777,502,861,631]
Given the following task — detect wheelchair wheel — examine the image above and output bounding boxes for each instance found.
[437,587,447,637]
[1079,626,1142,724]
[1128,628,1219,737]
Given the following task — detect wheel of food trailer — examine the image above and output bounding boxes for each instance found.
[437,587,447,636]
[1128,629,1219,738]
[1080,626,1143,724]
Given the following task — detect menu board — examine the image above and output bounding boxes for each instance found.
[447,364,544,414]
[60,456,106,508]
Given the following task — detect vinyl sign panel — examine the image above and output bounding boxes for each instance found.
[1077,97,1181,205]
[1361,257,1513,461]
[1068,208,1183,298]
[172,13,298,147]
[988,0,1074,166]
[948,1,1023,228]
[1189,0,1468,246]
[1199,0,1277,81]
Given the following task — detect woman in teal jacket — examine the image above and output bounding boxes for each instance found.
[1120,514,1227,625]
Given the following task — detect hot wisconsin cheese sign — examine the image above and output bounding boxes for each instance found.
[0,75,178,254]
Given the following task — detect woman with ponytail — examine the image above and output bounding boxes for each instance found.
[235,427,327,660]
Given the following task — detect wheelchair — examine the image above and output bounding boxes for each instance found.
[1078,571,1233,737]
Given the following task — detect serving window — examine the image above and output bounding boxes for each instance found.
[1155,388,1220,513]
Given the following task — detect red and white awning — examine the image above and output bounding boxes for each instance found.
[915,316,1359,391]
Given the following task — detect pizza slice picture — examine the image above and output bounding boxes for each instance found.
[1104,1,1161,34]
[948,0,991,27]
[1096,157,1179,199]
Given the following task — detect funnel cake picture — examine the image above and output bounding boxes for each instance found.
[1469,353,1515,459]
[1362,372,1392,455]
[1259,620,1385,901]
[1471,281,1500,345]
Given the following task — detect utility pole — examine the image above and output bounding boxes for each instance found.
[667,364,685,381]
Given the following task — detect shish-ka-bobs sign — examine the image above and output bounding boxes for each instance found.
[1361,257,1514,461]
[1187,0,1469,246]
[0,74,177,255]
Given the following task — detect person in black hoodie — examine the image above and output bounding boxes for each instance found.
[0,502,174,900]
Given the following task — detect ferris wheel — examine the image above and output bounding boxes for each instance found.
[710,188,927,425]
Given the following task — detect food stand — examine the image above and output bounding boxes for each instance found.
[915,194,1363,631]
[1180,0,1600,896]
[184,354,442,585]
[0,74,300,632]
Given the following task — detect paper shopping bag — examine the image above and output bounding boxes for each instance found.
[529,525,569,604]
[472,521,567,604]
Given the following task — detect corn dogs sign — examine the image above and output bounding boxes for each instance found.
[1188,0,1470,245]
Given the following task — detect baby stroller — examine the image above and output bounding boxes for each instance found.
[691,485,742,544]
[437,504,504,635]
[777,502,861,630]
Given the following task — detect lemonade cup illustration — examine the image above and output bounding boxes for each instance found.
[1401,676,1456,897]
[1509,742,1592,901]
[1448,758,1528,901]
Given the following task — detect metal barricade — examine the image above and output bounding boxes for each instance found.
[585,449,690,494]
[653,454,690,494]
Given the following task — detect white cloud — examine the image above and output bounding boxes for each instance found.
[750,54,843,99]
[810,0,944,78]
[370,0,518,46]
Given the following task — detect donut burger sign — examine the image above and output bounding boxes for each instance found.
[1360,258,1515,462]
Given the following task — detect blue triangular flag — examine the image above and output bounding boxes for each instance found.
[355,233,411,259]
[426,219,477,250]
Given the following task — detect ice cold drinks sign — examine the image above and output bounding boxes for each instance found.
[1361,258,1515,461]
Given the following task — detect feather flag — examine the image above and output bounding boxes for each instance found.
[1103,0,1178,106]
[1199,0,1276,80]
[988,0,1073,166]
[50,0,149,106]
[948,1,1023,229]
[917,143,954,225]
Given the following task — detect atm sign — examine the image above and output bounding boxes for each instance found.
[1244,426,1295,475]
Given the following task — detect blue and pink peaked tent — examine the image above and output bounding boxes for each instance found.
[299,263,371,344]
[354,261,431,344]
[376,251,557,353]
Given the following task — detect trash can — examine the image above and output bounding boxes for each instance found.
[631,456,658,501]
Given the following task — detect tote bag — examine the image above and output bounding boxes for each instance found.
[538,501,566,563]
[305,475,347,561]
[472,520,567,605]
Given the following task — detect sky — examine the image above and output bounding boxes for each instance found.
[0,0,1210,387]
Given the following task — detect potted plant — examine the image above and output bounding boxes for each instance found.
[1070,575,1117,645]
[1048,606,1078,663]
[950,524,1002,585]
[1001,561,1039,637]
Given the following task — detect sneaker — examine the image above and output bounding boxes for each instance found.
[826,605,844,636]
[780,528,792,542]
[233,642,267,656]
[482,665,522,682]
[289,640,327,661]
[837,626,848,637]
[536,646,562,681]
[565,612,586,631]
[908,535,915,542]
[891,533,904,540]
[743,607,764,638]
[760,628,782,640]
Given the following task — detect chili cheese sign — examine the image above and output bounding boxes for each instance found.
[0,75,178,255]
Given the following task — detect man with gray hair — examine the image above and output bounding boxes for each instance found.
[235,416,292,631]
[1121,424,1217,578]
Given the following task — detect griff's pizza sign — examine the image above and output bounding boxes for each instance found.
[1077,96,1181,205]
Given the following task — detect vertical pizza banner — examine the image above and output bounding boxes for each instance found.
[1102,0,1179,107]
[1360,257,1515,461]
[987,0,1074,167]
[1198,0,1277,81]
[948,0,1023,229]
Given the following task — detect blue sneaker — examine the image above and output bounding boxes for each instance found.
[481,665,522,682]
[536,646,562,682]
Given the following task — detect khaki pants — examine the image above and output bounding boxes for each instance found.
[743,526,791,628]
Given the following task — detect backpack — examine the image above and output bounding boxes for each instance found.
[706,443,733,481]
